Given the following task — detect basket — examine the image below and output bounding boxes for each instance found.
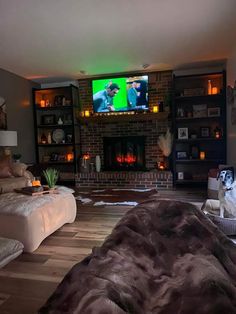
[206,212,236,235]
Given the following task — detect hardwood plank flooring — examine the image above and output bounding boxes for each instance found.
[0,188,206,313]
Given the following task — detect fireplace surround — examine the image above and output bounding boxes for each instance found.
[76,116,173,189]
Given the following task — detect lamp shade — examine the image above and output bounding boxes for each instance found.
[0,131,17,146]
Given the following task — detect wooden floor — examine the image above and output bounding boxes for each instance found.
[0,188,206,314]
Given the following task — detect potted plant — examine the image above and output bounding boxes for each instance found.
[43,168,59,189]
[12,153,22,163]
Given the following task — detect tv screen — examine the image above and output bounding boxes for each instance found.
[92,75,148,113]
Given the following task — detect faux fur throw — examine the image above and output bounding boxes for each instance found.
[0,186,74,216]
[39,200,236,313]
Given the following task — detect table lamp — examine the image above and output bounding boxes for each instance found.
[0,130,17,156]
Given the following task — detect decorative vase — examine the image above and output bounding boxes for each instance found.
[95,155,101,172]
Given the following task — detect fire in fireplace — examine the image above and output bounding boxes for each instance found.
[103,136,145,171]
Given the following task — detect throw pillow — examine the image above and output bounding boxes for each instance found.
[11,162,28,177]
[0,156,13,178]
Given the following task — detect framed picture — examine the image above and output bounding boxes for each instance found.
[177,172,184,180]
[54,95,65,106]
[0,97,7,130]
[208,107,220,117]
[193,104,207,118]
[176,151,188,159]
[191,145,199,159]
[178,127,188,139]
[41,114,56,125]
[177,108,185,118]
[200,127,210,138]
[50,153,58,161]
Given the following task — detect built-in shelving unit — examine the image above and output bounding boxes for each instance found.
[33,85,80,185]
[172,71,226,186]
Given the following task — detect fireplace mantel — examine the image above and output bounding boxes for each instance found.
[77,111,169,124]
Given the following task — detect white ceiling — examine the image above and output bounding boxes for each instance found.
[0,0,236,83]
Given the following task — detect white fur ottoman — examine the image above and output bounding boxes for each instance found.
[0,186,77,252]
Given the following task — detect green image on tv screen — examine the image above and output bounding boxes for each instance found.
[92,76,148,113]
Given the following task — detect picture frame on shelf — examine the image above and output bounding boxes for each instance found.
[54,95,65,106]
[177,172,184,180]
[191,145,199,159]
[50,153,59,161]
[177,108,185,118]
[193,104,207,118]
[208,107,220,117]
[176,151,188,159]
[200,127,210,138]
[178,127,188,139]
[41,114,56,125]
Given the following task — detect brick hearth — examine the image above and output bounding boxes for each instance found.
[76,171,172,189]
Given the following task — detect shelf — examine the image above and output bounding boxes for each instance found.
[77,111,169,124]
[37,124,73,128]
[175,138,224,143]
[176,159,224,163]
[35,105,73,111]
[38,143,73,147]
[40,161,74,165]
[175,116,221,121]
[174,94,223,102]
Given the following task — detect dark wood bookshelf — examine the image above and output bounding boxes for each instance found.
[172,71,226,186]
[33,85,80,185]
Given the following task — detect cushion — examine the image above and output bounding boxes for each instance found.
[0,237,24,268]
[202,199,236,235]
[11,162,28,177]
[0,177,29,194]
[0,155,13,178]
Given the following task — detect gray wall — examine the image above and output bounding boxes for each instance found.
[227,48,236,166]
[0,68,39,163]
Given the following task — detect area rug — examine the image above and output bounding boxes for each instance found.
[75,188,158,206]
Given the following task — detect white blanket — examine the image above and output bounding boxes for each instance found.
[0,186,74,217]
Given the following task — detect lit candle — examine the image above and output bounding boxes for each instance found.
[157,161,165,170]
[200,151,206,160]
[84,110,90,117]
[215,131,220,139]
[212,87,218,95]
[214,127,221,139]
[40,100,46,107]
[208,80,212,95]
[66,153,74,162]
[32,177,41,186]
[83,153,90,160]
[153,105,159,113]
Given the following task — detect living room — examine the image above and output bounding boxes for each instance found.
[1,0,236,313]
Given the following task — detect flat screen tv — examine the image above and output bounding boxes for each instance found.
[92,75,148,113]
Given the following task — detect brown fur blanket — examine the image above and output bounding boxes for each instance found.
[39,200,236,313]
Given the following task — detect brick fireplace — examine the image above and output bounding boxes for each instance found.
[76,70,173,189]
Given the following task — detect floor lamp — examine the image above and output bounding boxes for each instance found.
[0,130,17,157]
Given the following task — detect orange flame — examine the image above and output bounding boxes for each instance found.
[116,153,136,164]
